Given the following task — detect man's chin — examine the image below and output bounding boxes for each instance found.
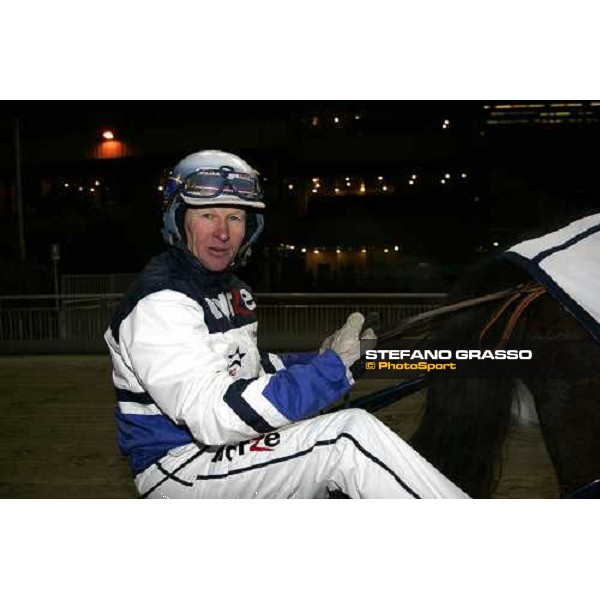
[200,253,232,272]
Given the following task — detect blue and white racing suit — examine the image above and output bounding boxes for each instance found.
[105,246,467,499]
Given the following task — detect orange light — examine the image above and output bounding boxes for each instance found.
[102,130,115,140]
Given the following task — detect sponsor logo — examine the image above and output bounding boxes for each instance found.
[205,288,257,320]
[227,347,246,377]
[211,432,281,463]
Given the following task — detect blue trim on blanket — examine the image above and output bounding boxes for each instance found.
[528,222,600,264]
[503,251,600,344]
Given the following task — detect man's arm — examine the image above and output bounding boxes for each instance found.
[118,290,352,446]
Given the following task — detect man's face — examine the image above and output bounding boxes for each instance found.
[184,207,247,272]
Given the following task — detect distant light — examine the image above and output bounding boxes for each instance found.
[441,179,446,184]
[409,180,415,185]
[288,184,294,190]
[102,130,115,140]
[301,248,307,253]
[361,248,367,253]
[64,183,69,188]
[493,242,499,247]
[346,182,351,187]
[157,185,164,192]
[78,186,83,192]
[313,249,320,254]
[336,249,341,254]
[444,173,451,179]
[315,183,321,189]
[359,184,366,193]
[461,173,467,178]
[382,186,388,191]
[378,176,384,181]
[312,188,318,193]
[290,245,295,250]
[312,177,319,183]
[90,187,95,192]
[394,245,399,251]
[312,116,319,126]
[355,115,360,120]
[384,248,389,253]
[94,180,100,186]
[335,188,340,193]
[345,177,350,181]
[334,117,340,123]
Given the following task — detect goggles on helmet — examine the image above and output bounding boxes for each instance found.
[168,166,263,204]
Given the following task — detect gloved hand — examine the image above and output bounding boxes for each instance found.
[320,312,377,369]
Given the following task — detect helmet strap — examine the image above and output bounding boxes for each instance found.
[232,213,264,267]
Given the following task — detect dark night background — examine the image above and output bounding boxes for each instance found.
[1,100,599,295]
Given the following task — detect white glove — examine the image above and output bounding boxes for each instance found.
[321,312,377,369]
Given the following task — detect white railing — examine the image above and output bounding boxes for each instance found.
[0,294,122,342]
[61,274,136,295]
[0,293,446,350]
[256,294,444,348]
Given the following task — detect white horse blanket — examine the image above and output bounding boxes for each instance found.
[504,212,600,344]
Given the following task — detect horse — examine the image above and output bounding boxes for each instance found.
[404,217,600,498]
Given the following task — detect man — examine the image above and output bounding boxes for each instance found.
[105,149,467,499]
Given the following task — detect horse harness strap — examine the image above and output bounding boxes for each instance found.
[479,282,546,349]
[378,283,547,345]
[378,287,520,343]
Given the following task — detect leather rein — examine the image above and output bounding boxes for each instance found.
[378,282,547,347]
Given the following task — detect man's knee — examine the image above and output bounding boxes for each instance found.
[303,408,386,442]
[328,408,382,433]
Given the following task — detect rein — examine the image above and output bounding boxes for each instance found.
[479,282,546,349]
[378,283,547,345]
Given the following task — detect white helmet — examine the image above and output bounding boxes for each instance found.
[161,150,265,265]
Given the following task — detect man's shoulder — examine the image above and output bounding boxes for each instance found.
[110,250,196,339]
[129,251,188,297]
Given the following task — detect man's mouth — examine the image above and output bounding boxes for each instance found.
[208,247,230,256]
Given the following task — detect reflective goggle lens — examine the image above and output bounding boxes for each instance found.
[183,170,261,199]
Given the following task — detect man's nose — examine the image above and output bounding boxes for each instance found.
[213,218,230,241]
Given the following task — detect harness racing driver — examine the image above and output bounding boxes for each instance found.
[105,149,468,499]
